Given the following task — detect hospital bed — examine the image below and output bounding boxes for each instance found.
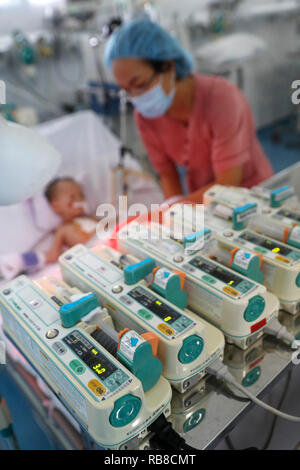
[0,109,163,284]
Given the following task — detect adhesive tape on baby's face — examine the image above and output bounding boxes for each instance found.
[72,201,89,213]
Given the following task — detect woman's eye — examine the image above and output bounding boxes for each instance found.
[134,83,146,91]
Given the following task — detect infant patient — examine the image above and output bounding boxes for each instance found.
[44,177,98,263]
[0,177,99,282]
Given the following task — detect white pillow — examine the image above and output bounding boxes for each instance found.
[31,192,62,232]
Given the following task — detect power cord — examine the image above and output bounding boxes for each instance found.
[264,318,298,350]
[207,359,300,423]
[148,414,198,451]
[208,376,250,403]
[225,369,293,450]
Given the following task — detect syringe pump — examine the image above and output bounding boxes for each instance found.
[166,194,300,314]
[0,275,172,450]
[204,184,298,214]
[117,220,279,350]
[249,207,300,251]
[59,244,225,393]
[201,188,300,314]
[203,184,300,249]
[250,185,299,210]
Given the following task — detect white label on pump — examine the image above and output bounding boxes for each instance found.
[235,206,258,222]
[289,226,300,244]
[216,189,251,207]
[119,330,146,362]
[233,250,255,270]
[154,268,176,290]
[274,187,294,202]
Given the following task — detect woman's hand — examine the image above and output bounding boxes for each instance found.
[174,165,243,205]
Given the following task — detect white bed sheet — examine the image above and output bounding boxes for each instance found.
[0,110,163,256]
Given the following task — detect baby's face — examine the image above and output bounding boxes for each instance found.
[50,181,86,222]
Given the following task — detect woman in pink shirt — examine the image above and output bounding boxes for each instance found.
[105,20,273,204]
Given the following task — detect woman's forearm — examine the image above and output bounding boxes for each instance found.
[159,166,183,200]
[178,182,213,204]
[176,165,244,205]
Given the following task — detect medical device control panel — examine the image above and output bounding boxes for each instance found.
[117,220,279,349]
[170,200,300,313]
[0,275,172,449]
[199,190,300,313]
[59,244,225,392]
[203,184,300,249]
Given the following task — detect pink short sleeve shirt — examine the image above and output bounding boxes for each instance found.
[135,74,273,193]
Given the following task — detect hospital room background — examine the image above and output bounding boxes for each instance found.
[1,0,300,452]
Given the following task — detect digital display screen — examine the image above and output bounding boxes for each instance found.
[239,231,292,256]
[277,209,300,223]
[63,331,117,380]
[189,256,243,287]
[128,286,181,324]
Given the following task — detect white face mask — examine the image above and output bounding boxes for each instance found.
[129,73,176,119]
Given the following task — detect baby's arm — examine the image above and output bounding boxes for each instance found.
[45,226,67,264]
[45,223,93,264]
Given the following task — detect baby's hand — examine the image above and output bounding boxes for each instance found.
[45,247,61,264]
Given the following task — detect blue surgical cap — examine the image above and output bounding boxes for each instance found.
[104,20,194,79]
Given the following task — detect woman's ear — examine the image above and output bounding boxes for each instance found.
[169,60,175,72]
[163,60,175,73]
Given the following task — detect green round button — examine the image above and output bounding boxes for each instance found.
[138,309,153,321]
[183,409,206,432]
[296,273,300,288]
[69,360,85,375]
[243,296,265,322]
[109,394,141,428]
[254,246,268,254]
[242,366,261,387]
[178,335,204,364]
[202,275,216,285]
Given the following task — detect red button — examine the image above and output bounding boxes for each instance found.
[251,318,266,333]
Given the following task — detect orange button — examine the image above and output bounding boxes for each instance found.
[275,256,291,264]
[141,332,159,356]
[223,286,239,297]
[158,323,175,337]
[88,379,106,397]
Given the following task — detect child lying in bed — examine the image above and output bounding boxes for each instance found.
[44,177,98,263]
[0,177,99,281]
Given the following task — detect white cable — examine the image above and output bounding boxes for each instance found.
[207,359,300,423]
[264,317,298,350]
